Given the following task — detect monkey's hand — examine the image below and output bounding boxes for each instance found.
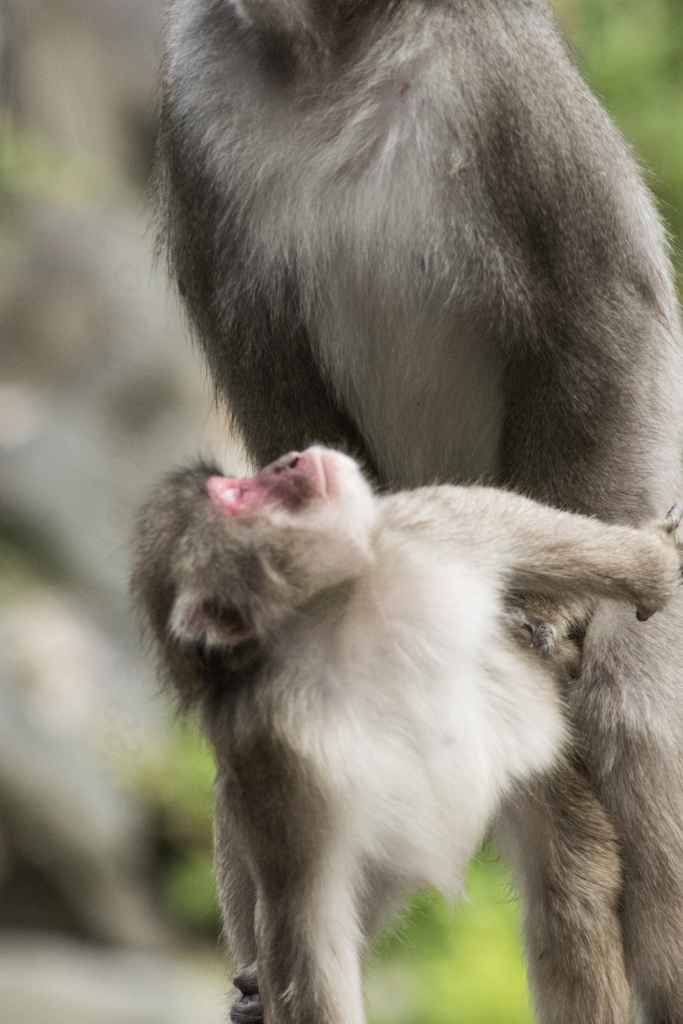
[661,502,683,542]
[636,502,683,621]
[505,603,584,682]
[230,963,262,1024]
[505,607,557,658]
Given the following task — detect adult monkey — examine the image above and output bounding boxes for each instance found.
[158,0,683,1020]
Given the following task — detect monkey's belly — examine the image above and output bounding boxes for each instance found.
[314,285,504,488]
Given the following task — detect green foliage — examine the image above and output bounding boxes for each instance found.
[366,855,531,1024]
[140,722,215,849]
[162,851,222,932]
[553,0,683,273]
[0,119,113,251]
[137,723,218,932]
[0,537,45,604]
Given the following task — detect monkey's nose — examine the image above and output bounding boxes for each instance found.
[263,452,302,474]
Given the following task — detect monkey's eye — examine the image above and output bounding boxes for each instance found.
[266,452,301,474]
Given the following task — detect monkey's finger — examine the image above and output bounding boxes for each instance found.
[530,621,557,658]
[231,963,262,1024]
[230,996,263,1024]
[663,502,683,535]
[234,963,259,996]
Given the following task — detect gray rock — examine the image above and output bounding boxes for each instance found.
[0,931,228,1024]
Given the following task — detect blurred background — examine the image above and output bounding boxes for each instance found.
[1,1,682,1021]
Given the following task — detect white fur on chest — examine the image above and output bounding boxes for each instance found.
[272,546,563,894]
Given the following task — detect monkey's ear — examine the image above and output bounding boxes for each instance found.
[169,591,254,648]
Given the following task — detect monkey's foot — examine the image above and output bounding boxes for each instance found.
[505,607,557,657]
[526,620,557,657]
[230,963,262,1024]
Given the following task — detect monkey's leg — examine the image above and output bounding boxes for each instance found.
[253,871,365,1024]
[577,599,683,1023]
[213,780,263,1024]
[219,316,376,472]
[190,273,377,472]
[498,761,631,1024]
[217,755,367,1024]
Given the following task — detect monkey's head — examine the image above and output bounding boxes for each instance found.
[132,447,378,701]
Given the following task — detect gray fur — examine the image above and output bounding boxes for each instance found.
[157,1,683,1019]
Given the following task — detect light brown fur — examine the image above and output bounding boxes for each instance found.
[133,451,683,1024]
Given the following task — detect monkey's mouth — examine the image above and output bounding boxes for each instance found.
[207,447,329,516]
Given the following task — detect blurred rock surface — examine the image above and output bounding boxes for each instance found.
[0,0,245,991]
[0,932,227,1024]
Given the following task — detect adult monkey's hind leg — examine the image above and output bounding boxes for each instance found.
[499,761,631,1024]
[576,596,683,1024]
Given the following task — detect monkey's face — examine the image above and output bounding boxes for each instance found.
[207,448,338,517]
[211,444,373,518]
[206,445,378,583]
[157,447,378,653]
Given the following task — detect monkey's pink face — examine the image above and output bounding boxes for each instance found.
[168,449,377,651]
[206,448,332,517]
[206,447,378,584]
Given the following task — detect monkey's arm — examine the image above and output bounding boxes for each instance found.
[383,489,682,620]
[501,499,681,619]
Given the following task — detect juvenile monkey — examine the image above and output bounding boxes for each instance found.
[158,0,683,1017]
[133,448,683,1024]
